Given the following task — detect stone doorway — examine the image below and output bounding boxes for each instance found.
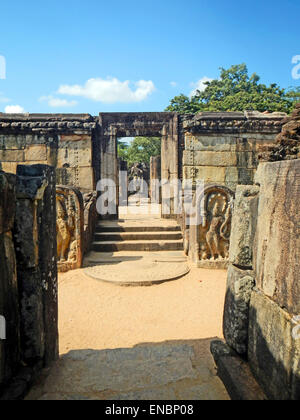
[97,112,179,220]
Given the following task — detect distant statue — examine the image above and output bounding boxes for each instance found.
[130,162,147,179]
[129,162,149,198]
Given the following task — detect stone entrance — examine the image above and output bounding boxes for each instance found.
[98,112,179,219]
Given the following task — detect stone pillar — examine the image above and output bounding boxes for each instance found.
[119,160,128,207]
[161,115,179,218]
[14,165,58,367]
[150,156,161,204]
[99,133,118,219]
[223,185,259,355]
[0,172,20,386]
[247,160,300,400]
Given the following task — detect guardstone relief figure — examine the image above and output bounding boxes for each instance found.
[56,198,73,262]
[206,201,224,259]
[196,187,234,264]
[56,186,83,272]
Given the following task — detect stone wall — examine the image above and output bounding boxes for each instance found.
[0,171,20,390]
[0,111,285,269]
[182,111,284,190]
[0,114,96,191]
[222,158,300,400]
[0,165,58,399]
[182,111,284,268]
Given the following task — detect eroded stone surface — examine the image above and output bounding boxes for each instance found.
[223,265,255,355]
[26,343,230,401]
[254,159,300,314]
[229,185,259,268]
[0,172,20,386]
[248,290,300,400]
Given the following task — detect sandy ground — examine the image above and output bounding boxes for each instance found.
[58,266,227,354]
[27,266,230,400]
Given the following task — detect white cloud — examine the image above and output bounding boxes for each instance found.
[40,95,78,108]
[190,76,213,97]
[5,105,26,113]
[57,77,155,103]
[170,81,177,87]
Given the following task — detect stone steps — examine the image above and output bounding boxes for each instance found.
[92,239,184,252]
[91,219,184,252]
[95,222,181,233]
[94,231,183,242]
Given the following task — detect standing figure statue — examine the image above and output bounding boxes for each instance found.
[56,199,72,262]
[206,201,224,260]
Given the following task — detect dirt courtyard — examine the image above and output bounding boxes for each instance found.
[27,266,230,400]
[58,266,227,354]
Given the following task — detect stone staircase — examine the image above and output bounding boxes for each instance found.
[91,218,184,252]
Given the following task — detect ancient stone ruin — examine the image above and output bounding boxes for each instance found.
[212,107,300,400]
[0,165,58,398]
[0,108,299,399]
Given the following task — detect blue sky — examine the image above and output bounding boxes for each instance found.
[0,0,299,115]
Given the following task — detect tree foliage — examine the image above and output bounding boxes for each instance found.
[118,137,161,168]
[165,64,299,114]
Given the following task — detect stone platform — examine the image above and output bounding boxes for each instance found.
[83,250,190,286]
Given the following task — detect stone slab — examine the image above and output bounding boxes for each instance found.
[254,160,300,314]
[183,151,257,168]
[210,340,267,400]
[25,145,47,162]
[229,185,260,268]
[223,265,255,354]
[83,251,189,286]
[26,342,230,400]
[0,150,24,162]
[248,290,300,400]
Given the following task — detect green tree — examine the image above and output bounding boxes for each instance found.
[118,137,161,168]
[166,64,299,114]
[117,141,129,162]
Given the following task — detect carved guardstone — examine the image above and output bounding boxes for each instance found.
[56,186,84,272]
[189,185,234,269]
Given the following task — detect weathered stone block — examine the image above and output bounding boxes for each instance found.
[183,151,257,169]
[184,166,226,183]
[0,234,20,386]
[15,165,58,366]
[248,290,300,400]
[210,340,267,400]
[59,134,91,143]
[57,138,92,168]
[0,172,16,234]
[56,166,94,190]
[254,160,300,314]
[25,145,47,162]
[223,265,255,355]
[225,167,239,184]
[229,185,260,268]
[0,172,20,387]
[77,167,95,190]
[183,151,238,167]
[185,135,238,152]
[0,162,17,174]
[0,150,24,162]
